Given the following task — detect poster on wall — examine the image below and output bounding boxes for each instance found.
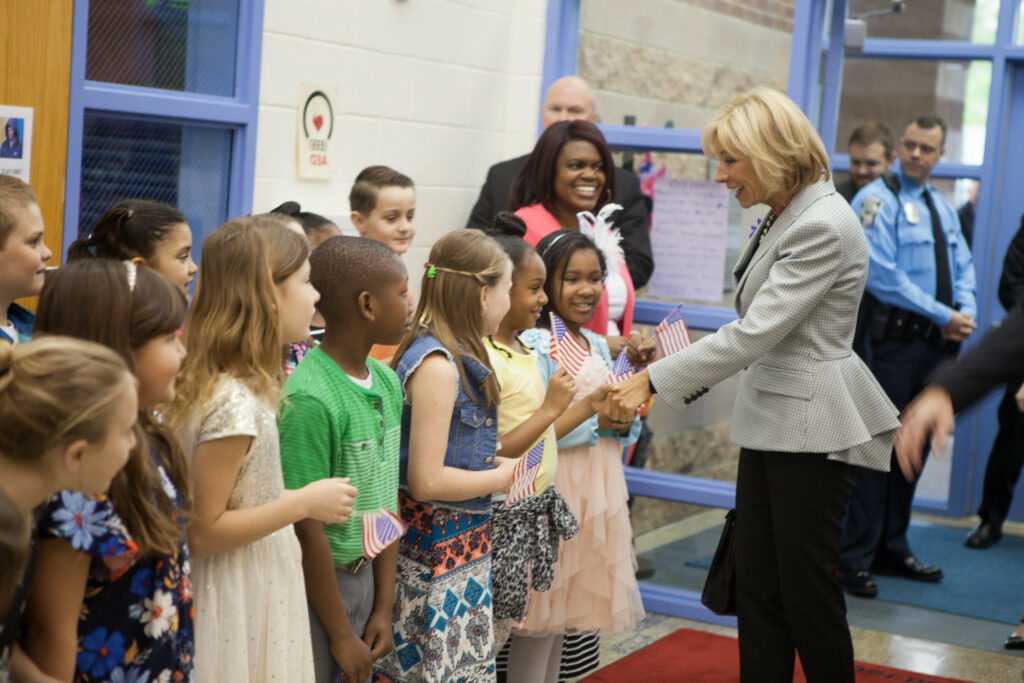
[0,105,33,182]
[647,178,730,303]
[297,84,338,179]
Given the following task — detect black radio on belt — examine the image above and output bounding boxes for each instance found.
[869,302,954,347]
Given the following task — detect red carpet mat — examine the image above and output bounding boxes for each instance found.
[581,628,972,683]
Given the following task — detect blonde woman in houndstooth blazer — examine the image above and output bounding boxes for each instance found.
[608,88,899,683]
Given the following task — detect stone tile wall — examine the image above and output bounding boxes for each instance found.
[577,0,792,131]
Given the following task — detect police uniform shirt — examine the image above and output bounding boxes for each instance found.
[850,167,977,327]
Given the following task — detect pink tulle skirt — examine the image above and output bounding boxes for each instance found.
[517,437,645,636]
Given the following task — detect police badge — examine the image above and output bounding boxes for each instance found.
[904,202,921,224]
[860,198,880,228]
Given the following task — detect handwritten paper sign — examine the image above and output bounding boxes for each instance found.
[647,178,729,303]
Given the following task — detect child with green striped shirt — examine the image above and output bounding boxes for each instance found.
[279,236,412,683]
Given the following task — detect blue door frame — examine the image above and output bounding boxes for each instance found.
[62,0,264,258]
[542,0,1024,623]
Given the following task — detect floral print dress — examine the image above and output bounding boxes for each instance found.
[38,454,194,682]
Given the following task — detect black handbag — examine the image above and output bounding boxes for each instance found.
[701,508,737,616]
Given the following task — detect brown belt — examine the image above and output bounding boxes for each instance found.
[340,556,370,574]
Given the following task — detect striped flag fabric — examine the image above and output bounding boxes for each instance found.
[361,508,407,559]
[655,304,693,358]
[504,439,546,506]
[609,348,634,384]
[549,313,589,377]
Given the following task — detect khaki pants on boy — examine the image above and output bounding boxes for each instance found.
[308,563,375,683]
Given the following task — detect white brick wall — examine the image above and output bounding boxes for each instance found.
[254,0,548,296]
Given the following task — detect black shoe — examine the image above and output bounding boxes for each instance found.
[873,555,943,582]
[1004,635,1024,650]
[842,570,878,598]
[966,521,1003,549]
[635,555,655,580]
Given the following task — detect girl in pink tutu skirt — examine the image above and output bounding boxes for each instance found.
[511,228,645,683]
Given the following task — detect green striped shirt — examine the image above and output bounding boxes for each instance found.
[279,346,402,565]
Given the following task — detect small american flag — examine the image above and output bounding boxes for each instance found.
[504,439,546,506]
[609,349,634,384]
[655,305,693,358]
[361,509,407,559]
[549,313,589,377]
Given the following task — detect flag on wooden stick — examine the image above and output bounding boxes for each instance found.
[655,305,693,358]
[549,313,589,376]
[504,439,546,506]
[609,348,634,384]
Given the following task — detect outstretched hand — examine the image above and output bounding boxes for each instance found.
[599,369,653,424]
[625,330,656,366]
[895,385,954,482]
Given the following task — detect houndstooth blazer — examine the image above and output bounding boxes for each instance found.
[648,179,899,471]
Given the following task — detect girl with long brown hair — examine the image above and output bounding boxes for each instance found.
[374,229,518,683]
[23,260,194,682]
[166,216,356,681]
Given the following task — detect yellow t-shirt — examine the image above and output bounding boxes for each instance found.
[484,336,557,494]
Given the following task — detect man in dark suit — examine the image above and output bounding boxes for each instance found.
[465,75,654,288]
[961,215,1024,548]
[898,304,1024,651]
[897,305,1024,479]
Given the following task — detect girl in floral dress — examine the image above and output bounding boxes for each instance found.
[22,260,195,681]
[0,338,138,683]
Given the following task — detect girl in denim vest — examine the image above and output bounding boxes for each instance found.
[374,230,517,683]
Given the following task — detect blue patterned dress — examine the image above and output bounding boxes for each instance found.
[38,453,194,682]
[374,334,498,683]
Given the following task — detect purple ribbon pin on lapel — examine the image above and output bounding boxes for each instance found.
[748,217,762,239]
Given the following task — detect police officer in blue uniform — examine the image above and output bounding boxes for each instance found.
[840,114,977,598]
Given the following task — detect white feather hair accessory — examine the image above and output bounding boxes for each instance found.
[576,203,625,271]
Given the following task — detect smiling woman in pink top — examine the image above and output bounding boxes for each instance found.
[508,121,634,339]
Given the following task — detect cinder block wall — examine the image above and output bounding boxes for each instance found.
[254,0,547,295]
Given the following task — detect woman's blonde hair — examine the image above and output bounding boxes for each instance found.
[391,230,510,407]
[168,215,310,423]
[702,87,830,200]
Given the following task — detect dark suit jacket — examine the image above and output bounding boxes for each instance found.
[466,154,654,288]
[998,214,1024,312]
[931,307,1024,412]
[835,178,857,204]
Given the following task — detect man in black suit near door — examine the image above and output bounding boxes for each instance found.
[465,75,654,288]
[897,305,1024,480]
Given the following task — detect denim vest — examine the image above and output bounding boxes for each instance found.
[395,333,498,512]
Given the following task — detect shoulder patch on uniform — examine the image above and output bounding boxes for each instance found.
[859,198,880,228]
